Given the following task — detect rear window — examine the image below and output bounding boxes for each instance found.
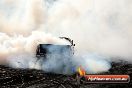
[39,44,71,54]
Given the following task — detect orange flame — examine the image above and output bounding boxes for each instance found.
[78,66,86,76]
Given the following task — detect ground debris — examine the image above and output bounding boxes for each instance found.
[0,61,132,88]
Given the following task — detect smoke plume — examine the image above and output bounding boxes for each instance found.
[1,0,131,74]
[46,0,132,60]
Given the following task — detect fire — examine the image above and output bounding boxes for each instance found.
[78,66,86,76]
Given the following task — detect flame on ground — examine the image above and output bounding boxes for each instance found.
[78,66,86,76]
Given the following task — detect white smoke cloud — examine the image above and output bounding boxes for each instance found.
[2,0,132,74]
[0,31,70,64]
[74,53,111,74]
[46,0,132,60]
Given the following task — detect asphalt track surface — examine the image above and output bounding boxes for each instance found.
[0,60,132,88]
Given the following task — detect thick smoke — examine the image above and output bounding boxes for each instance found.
[0,31,70,63]
[2,0,132,74]
[46,0,132,60]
